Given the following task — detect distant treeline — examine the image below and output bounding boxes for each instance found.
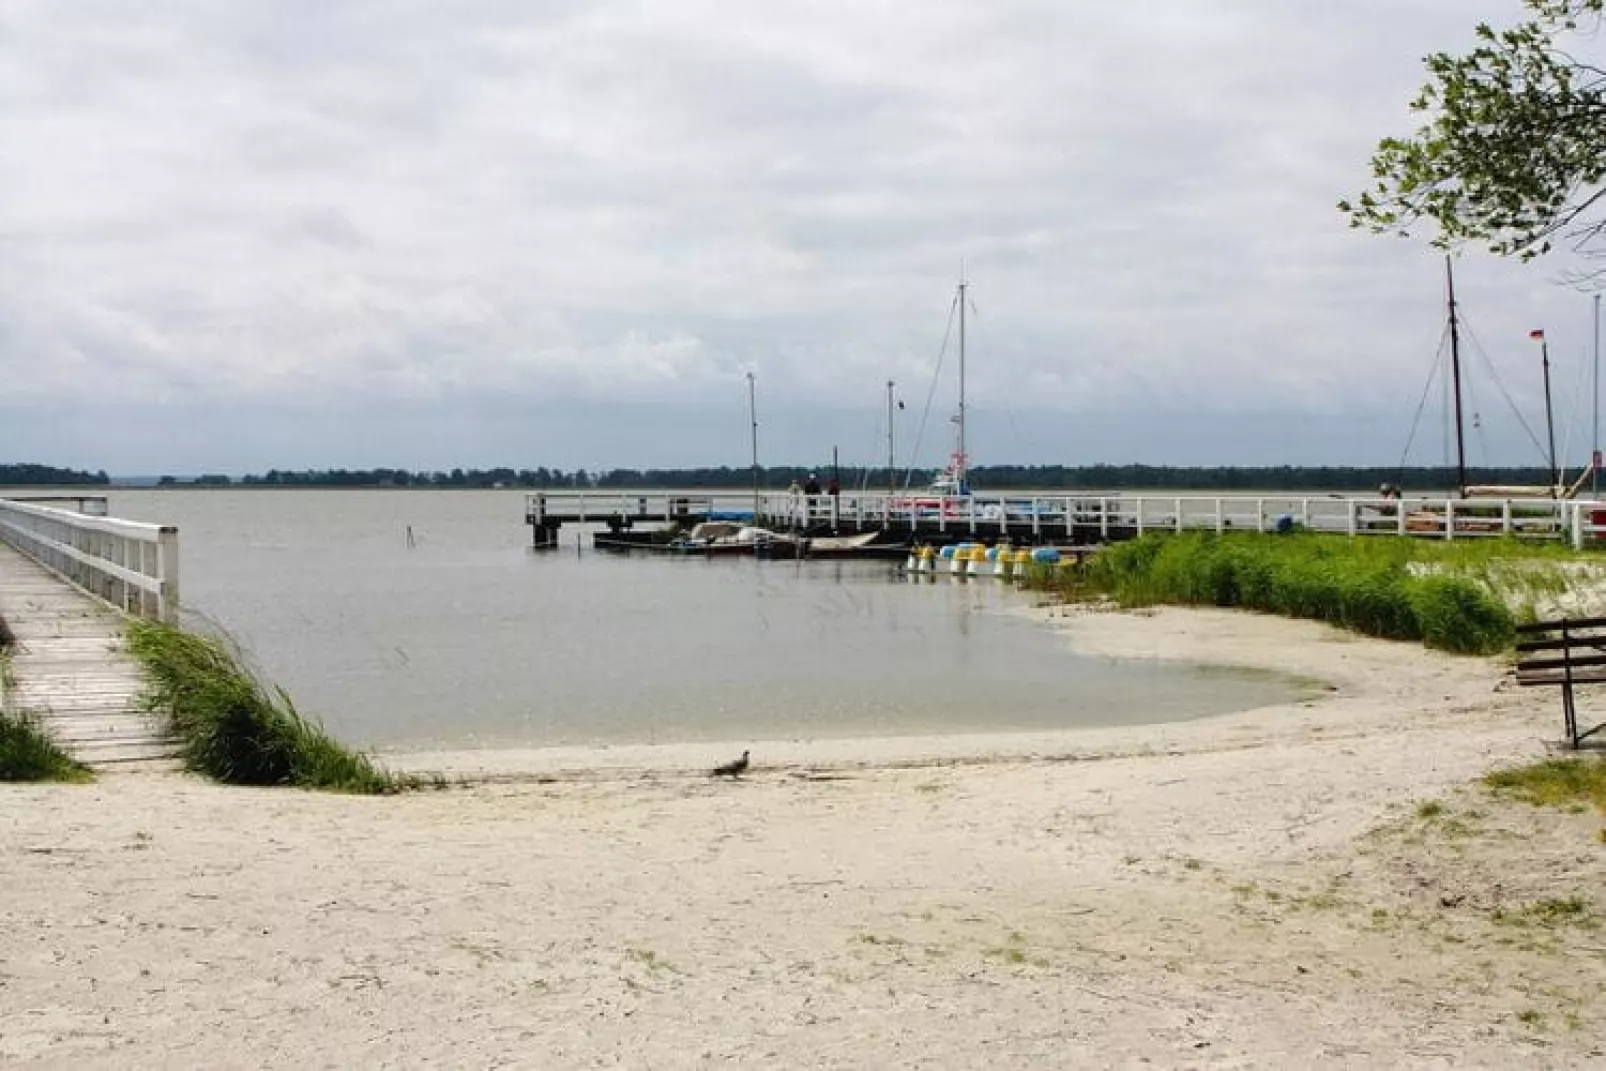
[145,464,1568,491]
[0,463,109,486]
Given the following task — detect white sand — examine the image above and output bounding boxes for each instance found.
[4,607,1603,1068]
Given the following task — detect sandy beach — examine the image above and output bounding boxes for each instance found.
[4,606,1603,1068]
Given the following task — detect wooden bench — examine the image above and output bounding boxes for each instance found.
[1515,617,1606,748]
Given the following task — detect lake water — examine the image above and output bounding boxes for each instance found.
[105,489,1301,751]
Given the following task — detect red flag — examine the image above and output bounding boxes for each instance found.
[1529,328,1546,340]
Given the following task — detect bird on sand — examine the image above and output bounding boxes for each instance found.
[710,750,750,779]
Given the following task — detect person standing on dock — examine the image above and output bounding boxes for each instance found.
[803,473,821,522]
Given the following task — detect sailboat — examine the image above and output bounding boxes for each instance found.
[906,278,974,505]
[1436,256,1592,500]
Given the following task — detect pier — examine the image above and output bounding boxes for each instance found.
[526,490,1606,551]
[0,497,181,767]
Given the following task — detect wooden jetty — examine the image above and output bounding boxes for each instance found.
[0,499,181,769]
[526,490,1606,551]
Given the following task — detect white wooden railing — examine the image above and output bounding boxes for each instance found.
[0,498,179,621]
[527,491,1606,548]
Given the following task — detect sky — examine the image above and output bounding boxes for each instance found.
[2,0,1602,477]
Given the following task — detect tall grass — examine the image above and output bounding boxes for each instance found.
[126,620,411,793]
[0,649,93,782]
[1027,532,1520,654]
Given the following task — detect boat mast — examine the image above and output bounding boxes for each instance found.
[1537,330,1559,493]
[886,378,897,497]
[746,371,759,518]
[1445,256,1468,495]
[956,276,967,492]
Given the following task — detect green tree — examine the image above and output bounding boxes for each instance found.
[1341,1,1606,263]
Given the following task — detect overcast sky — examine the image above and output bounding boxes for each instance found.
[2,0,1600,477]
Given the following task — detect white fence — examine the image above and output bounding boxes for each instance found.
[0,498,179,621]
[528,491,1606,548]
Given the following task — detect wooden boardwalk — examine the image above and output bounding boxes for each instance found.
[0,542,178,768]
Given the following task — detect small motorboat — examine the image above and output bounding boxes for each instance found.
[671,522,806,557]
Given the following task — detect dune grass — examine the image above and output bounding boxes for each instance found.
[125,619,415,793]
[1025,531,1534,654]
[0,648,93,783]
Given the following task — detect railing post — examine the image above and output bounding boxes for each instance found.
[1572,502,1585,549]
[1256,498,1266,533]
[1214,498,1224,534]
[1174,497,1183,534]
[1346,500,1357,537]
[157,527,181,622]
[1502,499,1513,537]
[1398,498,1407,537]
[1445,499,1455,542]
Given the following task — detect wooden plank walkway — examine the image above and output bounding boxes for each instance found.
[0,542,179,768]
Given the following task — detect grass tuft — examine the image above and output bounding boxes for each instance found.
[125,619,412,793]
[0,707,94,782]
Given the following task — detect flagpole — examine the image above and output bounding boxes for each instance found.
[1594,294,1601,496]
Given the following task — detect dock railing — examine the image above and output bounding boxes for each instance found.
[527,491,1606,548]
[0,498,179,621]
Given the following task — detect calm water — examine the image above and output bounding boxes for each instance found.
[106,489,1300,750]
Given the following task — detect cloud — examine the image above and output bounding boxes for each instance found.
[0,0,1594,471]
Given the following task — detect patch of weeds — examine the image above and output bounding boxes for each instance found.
[1416,799,1446,819]
[625,947,681,974]
[1483,758,1606,817]
[1297,891,1347,912]
[1492,896,1596,931]
[854,933,907,947]
[983,931,1049,969]
[1181,856,1204,871]
[914,782,943,795]
[1515,1008,1546,1029]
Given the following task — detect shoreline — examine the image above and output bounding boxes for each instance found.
[386,602,1533,784]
